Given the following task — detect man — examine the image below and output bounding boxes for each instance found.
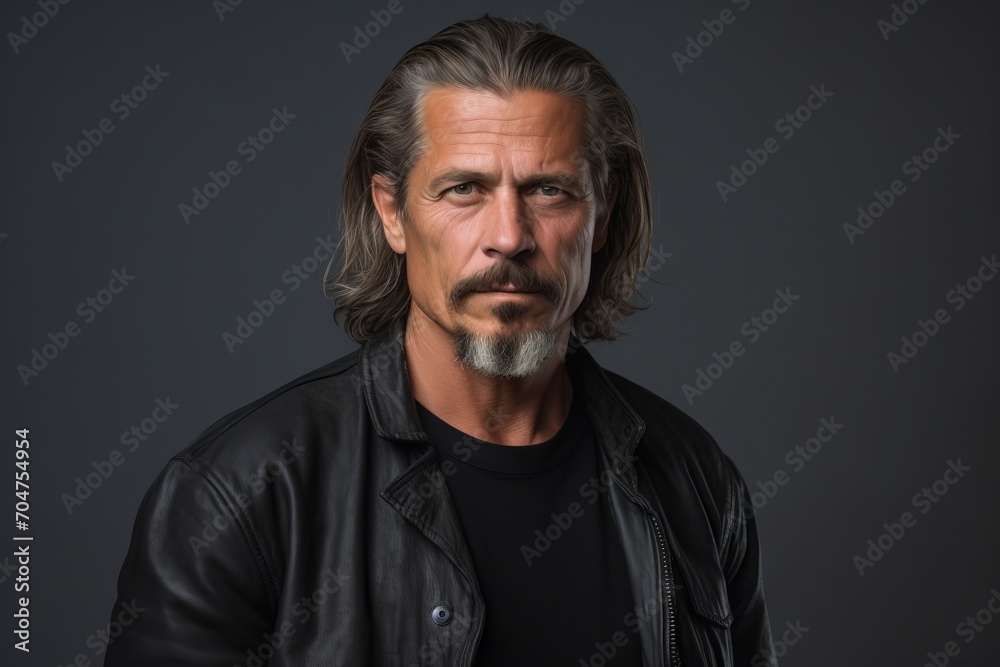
[106,15,774,667]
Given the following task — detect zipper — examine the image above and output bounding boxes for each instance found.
[647,509,680,667]
[612,475,680,667]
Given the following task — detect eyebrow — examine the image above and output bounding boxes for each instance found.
[427,169,586,194]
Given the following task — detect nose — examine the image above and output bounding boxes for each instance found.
[481,188,535,259]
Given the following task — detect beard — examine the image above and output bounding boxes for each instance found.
[446,257,564,377]
[452,319,558,379]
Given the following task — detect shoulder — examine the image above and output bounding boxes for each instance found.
[170,346,366,489]
[600,365,752,560]
[600,366,747,529]
[120,347,369,595]
[603,367,736,475]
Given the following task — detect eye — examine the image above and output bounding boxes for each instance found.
[537,185,563,196]
[450,183,474,195]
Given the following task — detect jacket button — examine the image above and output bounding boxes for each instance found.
[432,604,453,626]
[624,425,632,436]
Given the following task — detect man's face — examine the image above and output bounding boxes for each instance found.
[373,87,610,375]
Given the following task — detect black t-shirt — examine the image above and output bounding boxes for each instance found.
[414,389,644,666]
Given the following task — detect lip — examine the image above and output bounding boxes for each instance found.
[473,289,539,294]
[474,284,537,293]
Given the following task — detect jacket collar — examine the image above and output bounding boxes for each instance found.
[360,324,646,476]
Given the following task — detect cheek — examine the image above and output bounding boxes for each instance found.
[554,223,595,281]
[562,229,598,306]
[410,202,475,251]
[404,219,476,300]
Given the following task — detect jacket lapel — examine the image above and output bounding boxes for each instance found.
[361,325,659,635]
[362,326,480,588]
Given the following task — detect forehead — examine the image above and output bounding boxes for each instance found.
[416,87,586,173]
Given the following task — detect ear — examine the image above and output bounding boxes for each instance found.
[372,173,406,254]
[592,178,618,254]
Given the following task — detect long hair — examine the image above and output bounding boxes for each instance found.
[324,14,654,343]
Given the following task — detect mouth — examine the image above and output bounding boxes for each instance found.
[474,283,538,293]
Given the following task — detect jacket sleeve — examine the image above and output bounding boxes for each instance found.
[104,458,276,666]
[720,455,776,667]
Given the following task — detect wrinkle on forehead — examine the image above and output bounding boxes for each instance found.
[416,87,587,185]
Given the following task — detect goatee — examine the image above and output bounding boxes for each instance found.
[453,324,557,378]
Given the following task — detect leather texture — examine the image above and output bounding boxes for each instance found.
[105,325,775,666]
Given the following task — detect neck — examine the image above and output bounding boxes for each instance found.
[402,310,574,446]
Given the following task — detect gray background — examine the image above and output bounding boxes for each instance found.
[2,0,998,664]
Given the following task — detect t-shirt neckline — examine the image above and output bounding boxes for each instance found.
[414,389,589,475]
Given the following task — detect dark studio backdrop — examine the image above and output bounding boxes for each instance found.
[2,0,998,664]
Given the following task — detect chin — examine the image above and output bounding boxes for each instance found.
[451,321,558,379]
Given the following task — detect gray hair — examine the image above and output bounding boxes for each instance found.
[324,14,654,343]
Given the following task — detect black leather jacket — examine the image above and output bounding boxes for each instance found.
[106,326,774,666]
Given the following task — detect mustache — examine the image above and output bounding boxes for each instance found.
[451,260,561,306]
